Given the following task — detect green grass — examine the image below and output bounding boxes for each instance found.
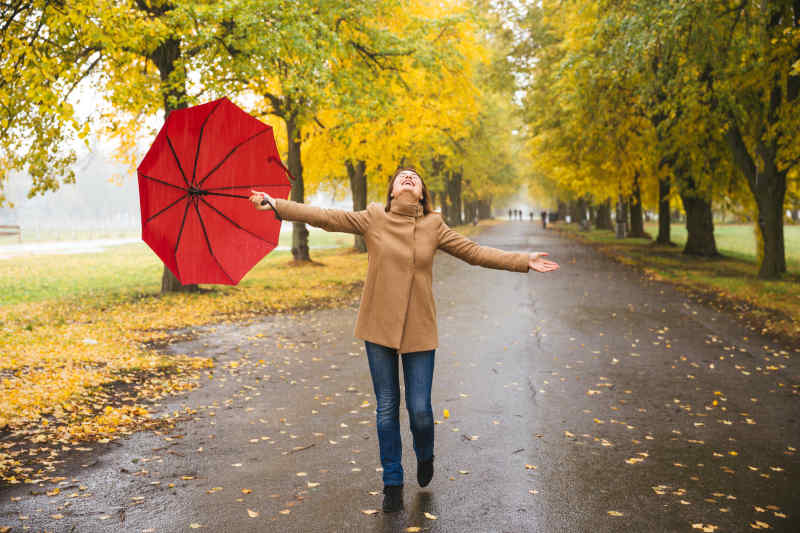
[0,228,355,305]
[643,222,800,272]
[0,226,352,247]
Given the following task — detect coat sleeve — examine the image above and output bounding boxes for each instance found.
[274,199,371,235]
[437,219,529,272]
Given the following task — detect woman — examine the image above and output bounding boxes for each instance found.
[249,167,559,513]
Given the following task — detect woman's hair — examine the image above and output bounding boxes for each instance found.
[385,166,432,215]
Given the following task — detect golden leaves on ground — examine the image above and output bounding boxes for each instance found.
[549,321,795,533]
[1,247,369,484]
[692,524,719,532]
[607,510,624,517]
[247,509,259,518]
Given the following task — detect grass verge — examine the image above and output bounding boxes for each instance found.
[551,223,800,343]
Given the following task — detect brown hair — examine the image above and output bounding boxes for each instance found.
[385,166,432,215]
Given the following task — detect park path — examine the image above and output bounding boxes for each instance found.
[1,221,798,532]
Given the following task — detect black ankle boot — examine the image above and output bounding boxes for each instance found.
[382,484,403,512]
[417,455,434,487]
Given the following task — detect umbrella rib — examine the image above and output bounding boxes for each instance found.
[146,192,189,223]
[200,197,278,247]
[204,184,290,191]
[193,199,234,284]
[196,128,270,187]
[140,174,188,192]
[166,134,190,187]
[173,197,192,254]
[191,99,224,186]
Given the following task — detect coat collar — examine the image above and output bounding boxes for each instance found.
[389,191,424,218]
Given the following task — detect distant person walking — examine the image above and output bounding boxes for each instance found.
[541,210,547,229]
[250,167,559,513]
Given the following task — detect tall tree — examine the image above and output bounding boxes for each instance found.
[206,0,428,262]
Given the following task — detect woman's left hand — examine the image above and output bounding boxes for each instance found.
[528,252,559,273]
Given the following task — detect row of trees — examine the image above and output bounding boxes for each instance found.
[504,0,799,278]
[1,0,526,291]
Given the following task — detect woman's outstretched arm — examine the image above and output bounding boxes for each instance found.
[437,220,559,273]
[250,191,371,235]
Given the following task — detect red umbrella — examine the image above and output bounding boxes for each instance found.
[137,97,291,285]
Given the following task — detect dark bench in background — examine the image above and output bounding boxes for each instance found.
[0,225,21,242]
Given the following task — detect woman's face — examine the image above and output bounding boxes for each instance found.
[391,170,423,201]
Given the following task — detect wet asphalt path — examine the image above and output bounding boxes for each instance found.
[1,221,798,532]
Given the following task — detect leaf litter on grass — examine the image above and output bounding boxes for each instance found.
[0,249,368,484]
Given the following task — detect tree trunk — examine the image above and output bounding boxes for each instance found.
[656,177,672,245]
[752,167,787,277]
[151,37,198,294]
[680,192,718,257]
[446,171,462,225]
[725,122,786,277]
[478,198,492,219]
[615,195,627,238]
[346,159,367,253]
[568,199,579,222]
[628,174,647,238]
[438,191,449,222]
[286,115,310,262]
[556,201,567,221]
[595,199,613,230]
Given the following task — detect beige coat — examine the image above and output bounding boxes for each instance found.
[274,191,530,353]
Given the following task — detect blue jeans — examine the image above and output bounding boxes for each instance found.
[365,341,435,486]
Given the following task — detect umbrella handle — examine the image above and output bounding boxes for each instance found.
[260,196,283,221]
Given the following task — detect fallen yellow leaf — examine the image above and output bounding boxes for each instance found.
[247,509,259,518]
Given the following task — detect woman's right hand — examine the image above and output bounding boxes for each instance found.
[249,190,274,211]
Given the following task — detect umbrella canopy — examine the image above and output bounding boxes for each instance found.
[137,97,291,285]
